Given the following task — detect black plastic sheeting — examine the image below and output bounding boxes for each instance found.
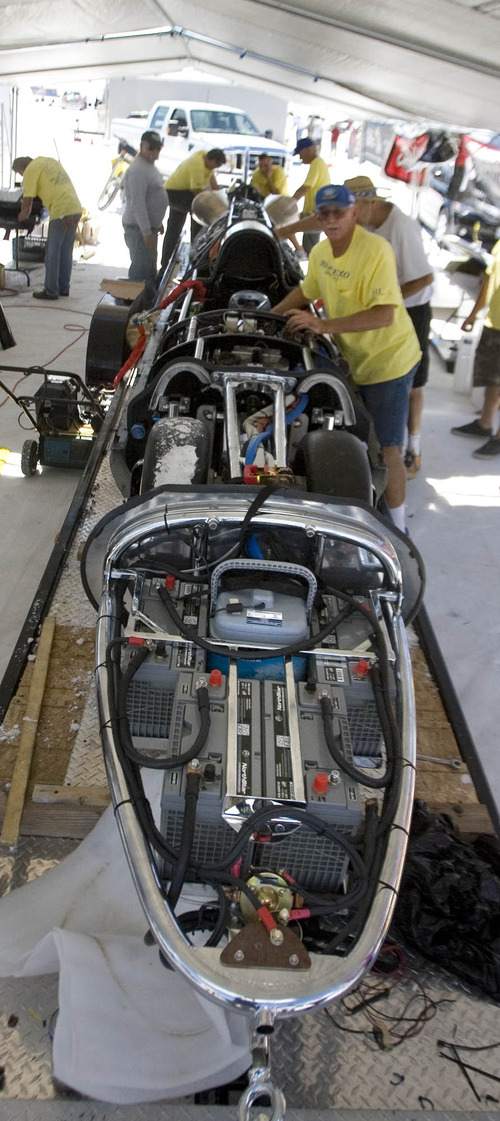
[392,801,500,1001]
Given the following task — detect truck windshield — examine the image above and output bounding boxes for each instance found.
[190,110,260,135]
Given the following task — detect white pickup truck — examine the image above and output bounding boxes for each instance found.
[110,100,290,181]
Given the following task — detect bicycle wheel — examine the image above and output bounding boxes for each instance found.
[97,170,123,211]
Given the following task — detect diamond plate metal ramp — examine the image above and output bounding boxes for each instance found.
[0,1109,499,1120]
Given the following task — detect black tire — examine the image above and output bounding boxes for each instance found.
[140,418,211,494]
[21,439,39,477]
[294,429,373,503]
[97,172,122,211]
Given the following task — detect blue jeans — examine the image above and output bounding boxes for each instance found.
[359,365,419,448]
[44,214,80,297]
[123,225,157,285]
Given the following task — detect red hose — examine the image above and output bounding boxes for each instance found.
[112,280,207,388]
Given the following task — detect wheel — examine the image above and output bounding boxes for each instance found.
[97,171,122,211]
[21,439,39,476]
[294,429,373,503]
[140,418,211,493]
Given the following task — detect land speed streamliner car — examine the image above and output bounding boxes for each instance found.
[82,183,424,1118]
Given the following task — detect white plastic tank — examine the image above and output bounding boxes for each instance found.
[453,322,483,395]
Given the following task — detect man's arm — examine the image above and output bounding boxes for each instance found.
[400,272,433,300]
[292,184,308,203]
[19,197,34,221]
[275,214,320,240]
[462,275,489,330]
[285,304,395,335]
[272,287,309,314]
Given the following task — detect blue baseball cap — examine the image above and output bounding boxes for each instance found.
[293,137,317,155]
[315,184,356,210]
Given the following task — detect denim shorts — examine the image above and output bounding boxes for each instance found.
[359,365,418,448]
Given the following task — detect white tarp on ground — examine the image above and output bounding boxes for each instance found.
[1,1,500,131]
[0,776,250,1103]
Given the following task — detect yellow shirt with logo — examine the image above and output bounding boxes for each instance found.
[251,164,289,199]
[300,224,421,385]
[301,156,330,214]
[166,151,214,192]
[484,239,500,330]
[22,157,81,220]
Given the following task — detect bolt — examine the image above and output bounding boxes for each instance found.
[279,908,290,923]
[234,949,245,961]
[270,928,284,946]
[189,758,201,771]
[274,822,286,833]
[208,519,219,529]
[289,953,299,966]
[196,677,207,689]
[329,770,341,786]
[306,526,315,538]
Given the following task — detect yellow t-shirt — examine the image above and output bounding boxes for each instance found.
[251,165,289,199]
[166,151,213,192]
[484,239,500,329]
[22,157,81,220]
[300,225,421,385]
[302,156,330,214]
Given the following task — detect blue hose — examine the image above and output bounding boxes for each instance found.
[244,393,309,465]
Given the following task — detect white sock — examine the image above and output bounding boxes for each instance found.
[407,433,421,456]
[389,502,406,532]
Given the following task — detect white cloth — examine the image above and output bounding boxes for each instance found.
[371,205,434,308]
[0,779,250,1103]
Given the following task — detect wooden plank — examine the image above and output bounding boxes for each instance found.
[0,616,56,848]
[32,783,110,808]
[427,802,495,836]
[20,804,104,839]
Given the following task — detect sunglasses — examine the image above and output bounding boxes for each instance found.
[315,206,353,220]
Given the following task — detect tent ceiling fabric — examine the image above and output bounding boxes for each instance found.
[2,0,500,129]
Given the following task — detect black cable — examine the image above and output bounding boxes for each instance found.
[114,642,210,770]
[168,769,201,908]
[321,694,392,789]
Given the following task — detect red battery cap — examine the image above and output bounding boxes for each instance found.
[312,773,329,794]
[355,659,370,676]
[165,574,176,590]
[209,669,222,686]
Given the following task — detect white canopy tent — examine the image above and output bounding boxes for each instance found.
[1,0,500,130]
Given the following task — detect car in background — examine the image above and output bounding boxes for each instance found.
[62,91,87,110]
[418,162,500,250]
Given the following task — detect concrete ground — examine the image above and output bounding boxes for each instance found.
[0,125,498,815]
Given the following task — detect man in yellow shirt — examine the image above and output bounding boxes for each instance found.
[12,155,82,300]
[451,238,500,457]
[292,137,330,255]
[161,148,226,270]
[251,154,289,199]
[272,184,421,532]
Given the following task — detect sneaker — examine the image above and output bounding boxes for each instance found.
[404,450,421,479]
[472,436,500,458]
[451,419,492,438]
[33,289,58,300]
